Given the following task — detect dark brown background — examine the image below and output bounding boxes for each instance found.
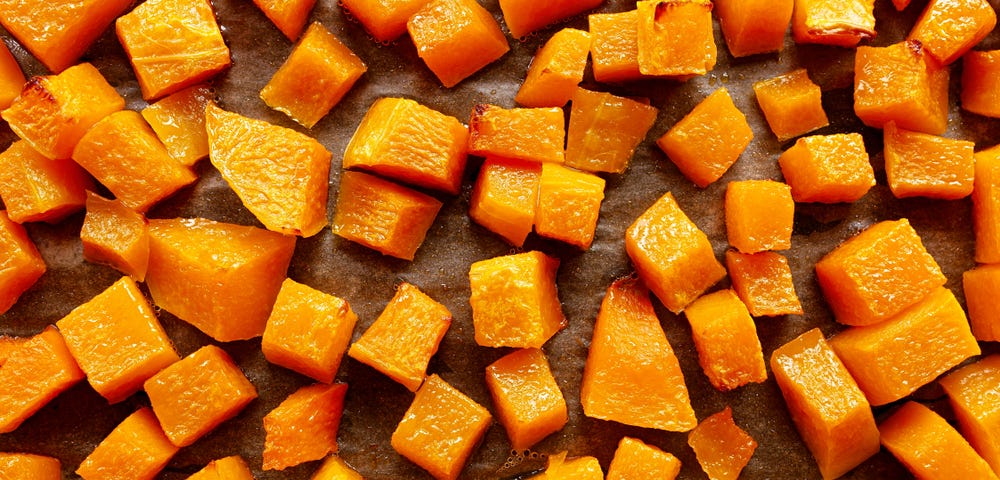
[2,0,999,478]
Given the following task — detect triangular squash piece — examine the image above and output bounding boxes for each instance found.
[252,0,317,41]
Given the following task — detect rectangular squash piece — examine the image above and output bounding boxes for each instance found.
[588,10,643,83]
[964,264,1000,341]
[141,84,213,167]
[684,290,767,391]
[0,209,46,315]
[714,0,793,57]
[187,455,255,480]
[792,0,875,47]
[252,0,316,41]
[564,88,659,174]
[339,0,427,43]
[0,326,84,433]
[0,140,90,224]
[527,451,603,479]
[974,145,1000,263]
[485,348,568,450]
[0,335,29,367]
[0,453,61,479]
[883,121,975,199]
[854,40,949,135]
[753,69,829,142]
[606,437,681,480]
[778,133,875,203]
[535,163,605,249]
[962,50,1000,118]
[468,104,566,164]
[499,0,603,38]
[76,407,180,480]
[636,0,716,77]
[0,41,24,110]
[311,455,364,480]
[908,0,996,65]
[687,407,757,480]
[726,250,803,317]
[939,355,1000,476]
[468,157,540,247]
[515,28,591,108]
[406,0,510,88]
[263,383,348,471]
[80,192,150,281]
[725,180,794,253]
[769,328,879,480]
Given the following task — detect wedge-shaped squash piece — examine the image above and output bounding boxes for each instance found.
[962,50,1000,118]
[636,0,715,77]
[854,40,949,135]
[343,97,469,195]
[485,348,567,450]
[146,217,296,342]
[792,0,875,47]
[726,250,802,317]
[348,282,451,392]
[260,22,367,129]
[116,0,231,100]
[535,163,605,249]
[565,88,659,174]
[725,180,793,253]
[964,265,1000,341]
[72,110,198,213]
[688,407,757,480]
[715,0,793,57]
[685,290,766,391]
[311,455,363,480]
[879,402,999,480]
[145,345,258,447]
[264,382,348,471]
[339,0,427,43]
[527,451,603,480]
[515,28,591,108]
[753,69,829,142]
[187,455,255,480]
[253,0,316,41]
[625,192,726,313]
[0,326,84,433]
[391,374,492,480]
[81,192,150,281]
[468,157,540,247]
[770,328,879,480]
[884,121,974,199]
[499,0,602,38]
[816,218,945,326]
[940,355,1000,476]
[469,104,565,164]
[1,63,124,160]
[975,145,1000,263]
[0,453,61,480]
[141,84,213,167]
[331,170,442,260]
[607,437,681,480]
[262,278,358,384]
[588,10,642,83]
[76,407,180,480]
[469,251,566,348]
[0,140,90,224]
[778,133,875,203]
[657,88,753,188]
[0,210,47,315]
[0,41,25,109]
[829,287,980,406]
[407,0,510,88]
[909,0,996,66]
[581,277,697,431]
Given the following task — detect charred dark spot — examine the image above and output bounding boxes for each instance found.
[906,39,924,56]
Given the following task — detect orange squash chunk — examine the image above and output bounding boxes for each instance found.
[263,382,348,471]
[581,277,697,431]
[527,451,603,480]
[606,436,681,480]
[312,455,363,480]
[515,28,591,108]
[499,0,602,38]
[975,145,1000,263]
[879,402,1000,480]
[0,0,132,72]
[883,121,975,199]
[725,180,793,253]
[145,217,296,342]
[0,335,28,367]
[778,133,875,203]
[854,40,949,135]
[343,97,469,195]
[725,250,803,317]
[339,0,427,43]
[714,0,793,57]
[815,218,945,326]
[636,0,716,77]
[206,103,331,237]
[0,140,90,224]
[1,63,124,160]
[657,88,753,187]
[0,453,61,479]
[145,345,258,447]
[753,69,829,142]
[964,265,1000,341]
[115,0,230,100]
[80,192,150,281]
[468,157,540,247]
[588,10,643,83]
[535,163,605,249]
[260,22,366,129]
[687,407,757,480]
[770,328,879,479]
[829,287,980,406]
[331,170,443,260]
[0,210,47,315]
[141,84,213,167]
[407,0,509,88]
[187,455,255,480]
[684,290,766,391]
[0,326,84,433]
[0,41,25,109]
[485,348,568,450]
[564,88,659,174]
[940,355,1000,475]
[391,374,492,480]
[791,0,875,47]
[469,250,566,348]
[625,192,726,313]
[909,0,996,66]
[962,50,1000,118]
[252,0,316,41]
[469,104,566,164]
[262,278,358,383]
[347,282,451,392]
[76,407,180,480]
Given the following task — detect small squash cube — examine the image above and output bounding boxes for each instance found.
[725,180,794,253]
[347,282,451,392]
[535,163,605,249]
[187,456,255,480]
[725,250,803,317]
[714,0,793,57]
[939,355,1000,475]
[343,97,469,195]
[485,348,568,450]
[115,0,231,100]
[588,10,643,83]
[0,326,85,433]
[636,0,716,77]
[407,0,510,88]
[964,264,1000,342]
[908,0,996,66]
[0,335,28,367]
[656,88,753,188]
[854,40,949,135]
[339,0,427,43]
[581,277,697,432]
[331,170,443,261]
[0,140,90,224]
[141,84,213,167]
[962,50,1000,118]
[687,407,757,480]
[0,41,25,109]
[527,451,603,480]
[0,210,47,315]
[311,455,364,480]
[778,133,875,203]
[468,104,566,164]
[564,88,659,174]
[515,28,591,108]
[753,69,829,142]
[468,157,541,247]
[391,374,492,480]
[252,0,316,41]
[975,145,1000,263]
[625,192,726,314]
[884,121,975,199]
[606,437,681,480]
[76,408,180,480]
[262,278,357,383]
[684,290,767,391]
[1,63,124,160]
[263,383,348,471]
[469,251,566,349]
[81,192,150,281]
[144,345,258,447]
[791,0,876,47]
[499,0,603,38]
[0,453,61,480]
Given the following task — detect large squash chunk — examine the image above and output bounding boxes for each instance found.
[145,217,296,342]
[714,0,793,57]
[724,179,794,253]
[606,437,681,480]
[684,290,767,391]
[0,140,90,224]
[726,250,803,317]
[80,192,150,281]
[778,133,875,203]
[469,104,566,164]
[515,28,592,109]
[76,407,179,480]
[535,163,606,250]
[939,355,1000,476]
[564,88,659,174]
[0,326,84,433]
[468,157,541,247]
[975,145,1000,263]
[0,453,61,480]
[964,265,1000,342]
[687,407,757,480]
[339,0,428,43]
[962,50,1000,118]
[407,0,510,88]
[753,69,829,142]
[140,84,214,167]
[883,121,975,200]
[485,348,568,450]
[854,40,949,135]
[588,10,643,83]
[908,0,996,66]
[791,0,875,47]
[263,383,348,471]
[252,0,316,41]
[636,0,716,77]
[0,41,25,109]
[0,210,47,315]
[499,0,603,38]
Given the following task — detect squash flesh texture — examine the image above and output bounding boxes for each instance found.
[0,453,61,480]
[973,145,1000,263]
[468,157,540,247]
[263,383,348,471]
[485,348,567,450]
[777,133,875,203]
[0,140,90,224]
[340,0,429,42]
[406,0,510,88]
[311,454,364,480]
[0,326,84,433]
[186,455,255,480]
[687,407,757,480]
[141,84,213,167]
[684,290,767,391]
[725,250,803,317]
[753,69,829,142]
[0,210,47,315]
[535,163,605,249]
[515,28,592,108]
[715,0,792,57]
[468,104,566,164]
[964,265,1000,342]
[0,42,25,109]
[883,121,975,199]
[854,40,949,135]
[252,0,317,40]
[76,407,179,480]
[588,10,642,83]
[606,437,681,480]
[908,0,997,65]
[939,355,1000,476]
[498,0,604,38]
[565,88,659,174]
[636,0,716,77]
[792,0,875,47]
[80,192,150,281]
[725,179,794,253]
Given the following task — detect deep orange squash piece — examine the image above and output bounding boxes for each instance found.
[263,382,348,471]
[714,0,793,57]
[581,277,697,431]
[636,0,716,77]
[770,328,879,479]
[469,104,566,164]
[468,157,541,247]
[0,453,61,480]
[485,348,568,450]
[588,10,643,83]
[515,28,591,108]
[684,290,767,391]
[687,407,757,480]
[311,455,364,480]
[606,437,681,480]
[0,335,28,367]
[141,84,213,167]
[527,451,604,480]
[753,69,829,142]
[564,88,659,174]
[854,40,949,135]
[940,355,1000,476]
[962,50,1000,118]
[187,455,255,480]
[964,265,1000,342]
[80,192,150,281]
[0,140,90,224]
[725,250,803,317]
[339,0,428,43]
[535,163,605,249]
[407,0,510,88]
[0,41,25,109]
[76,407,180,480]
[0,210,47,315]
[975,145,1000,263]
[909,0,996,66]
[778,133,875,203]
[725,180,794,253]
[0,326,85,433]
[883,121,975,199]
[791,0,875,47]
[499,0,603,38]
[252,0,317,41]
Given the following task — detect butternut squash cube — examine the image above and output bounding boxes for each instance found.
[80,192,150,281]
[687,407,757,480]
[263,382,348,471]
[684,290,767,391]
[1,63,124,160]
[791,0,875,47]
[343,97,469,195]
[0,335,28,367]
[468,104,566,164]
[588,10,643,83]
[939,355,1000,476]
[312,455,363,480]
[339,0,427,43]
[564,88,659,174]
[469,250,566,348]
[145,217,296,342]
[964,264,1000,342]
[884,121,975,199]
[406,0,510,88]
[76,407,180,480]
[0,326,84,433]
[725,180,794,253]
[527,451,603,480]
[606,437,681,480]
[725,250,803,317]
[657,88,753,188]
[714,0,793,57]
[535,163,605,250]
[391,374,492,480]
[636,0,716,77]
[262,278,358,384]
[854,40,949,135]
[778,133,875,203]
[468,157,540,247]
[499,0,602,38]
[908,0,996,66]
[974,145,1000,263]
[141,84,213,167]
[0,140,90,224]
[0,210,47,315]
[144,345,258,447]
[753,69,829,142]
[260,22,367,129]
[0,41,25,109]
[962,50,1000,118]
[0,453,61,480]
[252,0,316,41]
[515,28,591,108]
[187,456,255,480]
[485,348,567,450]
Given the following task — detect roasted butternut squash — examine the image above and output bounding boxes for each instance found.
[963,264,1000,341]
[684,290,767,391]
[854,40,949,135]
[80,192,150,281]
[588,10,643,83]
[406,0,509,87]
[0,327,84,433]
[527,451,603,480]
[564,88,659,174]
[0,335,28,367]
[939,355,1000,476]
[0,140,90,224]
[778,133,875,203]
[499,0,603,38]
[141,84,213,167]
[908,0,996,65]
[535,163,605,249]
[468,104,566,164]
[485,348,567,450]
[606,437,681,480]
[0,453,61,480]
[187,455,255,480]
[515,28,591,108]
[962,50,1000,118]
[468,157,541,247]
[0,41,25,109]
[263,382,348,470]
[311,455,364,480]
[636,0,716,77]
[252,0,316,41]
[724,179,794,253]
[883,121,975,199]
[791,0,875,47]
[76,407,179,480]
[687,407,757,480]
[975,145,1000,263]
[725,250,803,317]
[339,0,427,43]
[714,0,793,57]
[0,210,47,315]
[753,69,829,142]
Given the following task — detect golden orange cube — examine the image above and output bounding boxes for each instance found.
[0,140,90,224]
[407,0,510,88]
[0,210,47,315]
[485,348,567,450]
[311,455,364,480]
[565,88,659,174]
[940,355,1000,476]
[726,250,803,317]
[0,335,27,367]
[468,157,541,247]
[141,84,213,167]
[252,0,316,41]
[469,104,565,164]
[725,180,794,253]
[975,145,1000,263]
[76,407,180,480]
[715,0,793,57]
[0,453,61,480]
[0,326,84,433]
[340,0,427,43]
[687,407,757,480]
[962,50,1000,118]
[884,121,975,199]
[606,437,681,480]
[80,192,150,281]
[535,163,605,249]
[753,69,830,142]
[515,28,591,108]
[964,265,1000,342]
[778,133,875,203]
[588,10,642,83]
[684,290,767,391]
[527,451,603,479]
[187,456,255,480]
[792,0,875,47]
[263,382,347,471]
[854,40,950,135]
[499,0,603,38]
[909,0,996,66]
[636,0,716,77]
[0,41,25,109]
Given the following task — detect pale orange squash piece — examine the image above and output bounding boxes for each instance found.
[714,0,793,57]
[253,0,317,41]
[339,0,428,43]
[725,180,794,253]
[485,348,567,450]
[0,210,47,315]
[535,163,605,249]
[263,383,348,471]
[499,0,603,38]
[311,455,363,480]
[581,277,697,431]
[468,157,541,247]
[778,133,875,203]
[909,0,996,66]
[883,121,975,199]
[607,437,681,480]
[636,0,716,77]
[0,453,61,480]
[469,104,566,164]
[527,451,604,480]
[975,145,1000,263]
[685,290,767,391]
[407,0,510,88]
[0,41,25,109]
[0,140,90,224]
[187,455,255,480]
[940,355,1000,476]
[76,407,180,480]
[962,50,1000,118]
[141,84,213,167]
[688,407,757,480]
[964,264,1000,342]
[564,88,659,174]
[792,0,875,47]
[854,40,949,135]
[588,10,643,83]
[753,69,829,142]
[515,28,591,108]
[0,326,85,433]
[80,192,150,281]
[726,250,803,317]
